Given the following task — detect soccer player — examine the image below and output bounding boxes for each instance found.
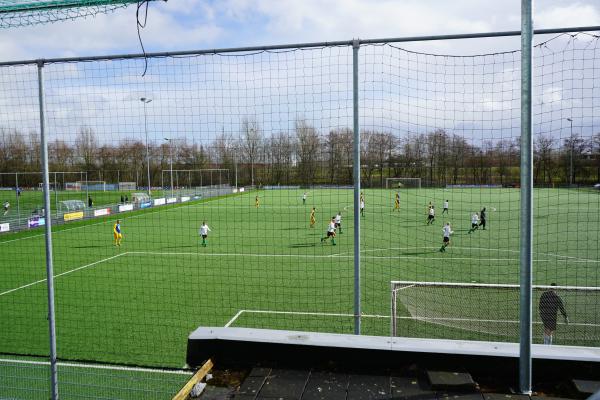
[199,221,211,247]
[440,222,454,252]
[360,192,365,217]
[3,201,9,216]
[302,192,307,205]
[320,217,337,245]
[335,211,342,234]
[310,207,316,228]
[88,196,93,208]
[113,219,122,247]
[426,205,435,225]
[442,200,449,215]
[539,283,569,345]
[255,195,260,208]
[479,207,487,230]
[468,212,479,233]
[394,192,400,211]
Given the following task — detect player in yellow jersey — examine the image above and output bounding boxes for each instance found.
[394,192,400,211]
[310,207,316,228]
[113,219,122,246]
[255,195,260,208]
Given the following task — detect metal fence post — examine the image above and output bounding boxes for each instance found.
[519,0,534,394]
[38,59,59,400]
[353,39,361,335]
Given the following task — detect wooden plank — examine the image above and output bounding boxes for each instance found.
[172,359,214,400]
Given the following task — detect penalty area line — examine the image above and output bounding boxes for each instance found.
[0,358,192,375]
[0,252,127,297]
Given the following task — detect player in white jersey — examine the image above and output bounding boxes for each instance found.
[302,192,307,205]
[334,212,342,234]
[2,201,9,216]
[426,206,435,225]
[360,192,365,217]
[199,221,212,247]
[440,222,454,252]
[442,200,449,215]
[468,212,479,234]
[320,217,337,245]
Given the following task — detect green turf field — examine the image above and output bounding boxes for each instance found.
[0,188,598,378]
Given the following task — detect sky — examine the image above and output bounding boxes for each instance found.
[1,0,599,63]
[0,0,599,146]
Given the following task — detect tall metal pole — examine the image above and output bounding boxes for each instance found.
[15,173,20,227]
[352,39,361,335]
[567,118,573,186]
[519,0,533,394]
[141,98,152,196]
[165,138,174,198]
[38,60,59,400]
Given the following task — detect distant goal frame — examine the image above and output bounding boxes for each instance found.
[390,280,600,342]
[385,178,421,189]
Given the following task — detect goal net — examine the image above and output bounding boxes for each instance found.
[385,178,421,189]
[391,281,600,344]
[118,182,136,191]
[76,181,106,192]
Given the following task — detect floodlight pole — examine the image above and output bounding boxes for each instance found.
[37,60,59,400]
[141,97,152,196]
[164,138,174,198]
[567,118,574,186]
[519,0,533,395]
[352,39,361,335]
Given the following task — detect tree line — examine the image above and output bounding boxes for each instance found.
[1,119,599,188]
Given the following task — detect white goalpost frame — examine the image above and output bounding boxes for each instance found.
[75,180,106,192]
[390,280,600,338]
[385,178,422,189]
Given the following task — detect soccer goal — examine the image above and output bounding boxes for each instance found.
[118,182,136,191]
[391,281,600,344]
[76,181,106,192]
[385,178,421,189]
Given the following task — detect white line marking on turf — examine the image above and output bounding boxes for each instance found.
[224,309,599,328]
[0,253,126,297]
[127,250,540,262]
[225,310,246,327]
[0,195,231,246]
[0,358,192,375]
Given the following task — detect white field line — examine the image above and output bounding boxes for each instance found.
[333,246,600,264]
[224,309,389,328]
[0,253,126,297]
[126,250,537,262]
[401,316,600,328]
[0,195,230,246]
[224,310,246,327]
[0,358,192,375]
[225,309,599,329]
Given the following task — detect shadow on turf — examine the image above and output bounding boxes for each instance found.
[289,243,317,248]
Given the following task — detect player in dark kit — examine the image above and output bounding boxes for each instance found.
[479,207,487,230]
[539,283,569,345]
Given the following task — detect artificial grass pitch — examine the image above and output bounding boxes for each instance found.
[0,188,598,370]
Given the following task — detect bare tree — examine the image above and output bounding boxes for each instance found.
[534,135,556,186]
[295,119,320,185]
[269,131,295,185]
[75,126,98,172]
[241,118,262,186]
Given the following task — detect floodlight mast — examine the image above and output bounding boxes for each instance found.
[164,137,174,198]
[140,97,152,196]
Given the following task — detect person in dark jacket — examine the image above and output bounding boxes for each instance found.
[539,283,569,345]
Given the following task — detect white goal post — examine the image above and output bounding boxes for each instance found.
[385,178,421,189]
[391,280,600,343]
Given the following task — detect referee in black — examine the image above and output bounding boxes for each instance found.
[539,283,569,345]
